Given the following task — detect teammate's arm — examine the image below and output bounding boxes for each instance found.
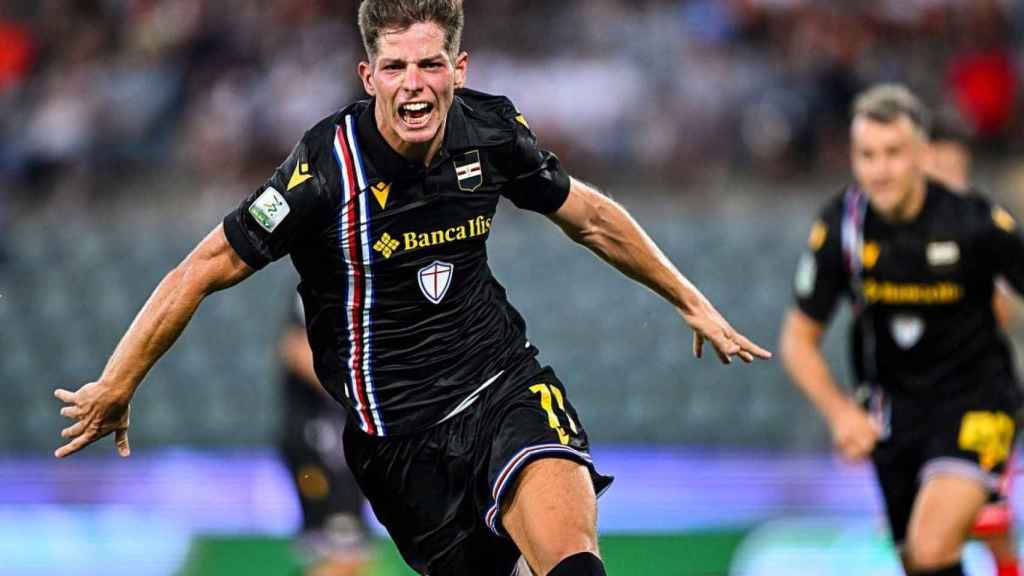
[547,177,771,364]
[280,324,332,397]
[779,308,880,461]
[986,203,1024,298]
[54,225,254,458]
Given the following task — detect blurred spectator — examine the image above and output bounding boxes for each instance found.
[2,0,1023,205]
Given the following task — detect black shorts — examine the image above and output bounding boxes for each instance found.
[343,363,613,576]
[868,382,1019,545]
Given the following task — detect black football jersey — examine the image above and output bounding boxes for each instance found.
[224,89,571,435]
[794,181,1024,396]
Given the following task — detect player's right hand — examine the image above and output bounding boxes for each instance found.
[829,402,881,461]
[54,381,132,459]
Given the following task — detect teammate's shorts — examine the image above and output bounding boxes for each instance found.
[343,362,613,576]
[869,382,1019,545]
[280,410,368,557]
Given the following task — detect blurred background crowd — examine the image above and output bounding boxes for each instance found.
[2,0,1024,208]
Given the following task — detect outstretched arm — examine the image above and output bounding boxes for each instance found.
[547,178,771,364]
[54,224,254,458]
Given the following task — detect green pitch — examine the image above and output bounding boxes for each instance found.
[178,531,747,575]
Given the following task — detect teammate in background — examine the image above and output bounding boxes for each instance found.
[53,1,771,575]
[926,114,1016,329]
[926,114,1020,576]
[279,295,369,576]
[780,84,1024,576]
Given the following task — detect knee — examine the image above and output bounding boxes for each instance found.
[523,528,599,575]
[545,551,607,576]
[547,532,599,558]
[905,537,960,571]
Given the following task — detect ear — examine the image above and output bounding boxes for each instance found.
[358,61,375,96]
[453,51,468,89]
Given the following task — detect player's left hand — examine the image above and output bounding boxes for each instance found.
[54,381,132,458]
[682,296,772,364]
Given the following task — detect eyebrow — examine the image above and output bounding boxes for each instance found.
[379,55,446,66]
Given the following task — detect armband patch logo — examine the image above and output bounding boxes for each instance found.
[249,187,290,233]
[794,252,817,297]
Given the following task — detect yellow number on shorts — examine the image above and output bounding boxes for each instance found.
[530,383,579,445]
[958,411,1015,471]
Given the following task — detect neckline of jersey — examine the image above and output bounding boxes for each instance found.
[356,95,475,182]
[867,179,940,230]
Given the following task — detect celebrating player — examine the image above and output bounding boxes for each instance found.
[54,1,770,575]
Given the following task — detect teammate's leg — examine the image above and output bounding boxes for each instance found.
[501,458,604,575]
[904,474,989,574]
[975,457,1019,576]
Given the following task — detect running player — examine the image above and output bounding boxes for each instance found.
[781,84,1024,576]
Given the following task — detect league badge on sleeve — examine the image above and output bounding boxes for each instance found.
[418,261,454,304]
[248,187,290,233]
[454,150,483,192]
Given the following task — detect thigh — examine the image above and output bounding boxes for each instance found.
[501,458,598,575]
[480,367,613,539]
[906,474,988,568]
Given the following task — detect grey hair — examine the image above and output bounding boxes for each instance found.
[852,84,931,137]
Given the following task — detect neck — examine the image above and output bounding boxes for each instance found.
[375,101,446,167]
[886,177,928,223]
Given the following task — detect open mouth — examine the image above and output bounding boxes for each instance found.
[398,101,434,128]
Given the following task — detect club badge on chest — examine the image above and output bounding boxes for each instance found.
[890,314,924,350]
[419,261,454,304]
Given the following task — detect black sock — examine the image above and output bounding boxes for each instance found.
[546,552,606,576]
[911,562,964,576]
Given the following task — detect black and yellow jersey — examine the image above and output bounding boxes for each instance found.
[223,89,570,436]
[794,181,1024,397]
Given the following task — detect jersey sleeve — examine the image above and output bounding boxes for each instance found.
[495,113,571,214]
[222,136,331,270]
[978,197,1024,295]
[793,205,847,324]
